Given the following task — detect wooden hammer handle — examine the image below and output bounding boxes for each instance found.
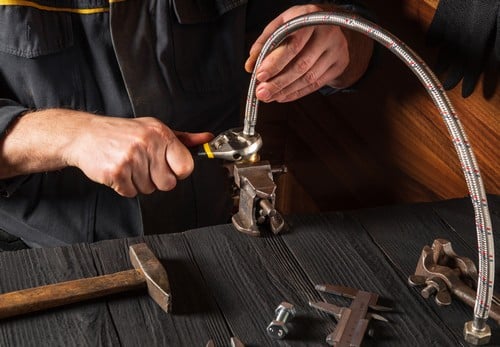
[0,268,146,319]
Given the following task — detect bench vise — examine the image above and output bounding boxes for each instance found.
[231,161,287,236]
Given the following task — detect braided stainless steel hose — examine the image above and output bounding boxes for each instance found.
[243,11,495,340]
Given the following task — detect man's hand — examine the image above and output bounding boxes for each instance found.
[65,116,212,197]
[0,110,212,197]
[245,5,373,103]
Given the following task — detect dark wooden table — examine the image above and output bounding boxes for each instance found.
[0,196,498,346]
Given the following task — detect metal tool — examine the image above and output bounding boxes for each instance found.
[231,161,287,236]
[198,132,287,236]
[267,301,296,339]
[309,284,391,347]
[198,128,262,162]
[197,128,287,236]
[0,243,171,319]
[205,337,245,347]
[408,239,500,344]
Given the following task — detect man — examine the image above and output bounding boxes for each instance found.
[0,1,373,248]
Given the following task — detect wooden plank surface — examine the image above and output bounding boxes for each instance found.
[185,224,333,346]
[350,195,500,345]
[0,197,498,346]
[281,213,460,346]
[184,214,462,345]
[0,235,233,347]
[0,244,121,346]
[184,196,500,346]
[88,235,232,347]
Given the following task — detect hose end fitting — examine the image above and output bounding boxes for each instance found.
[463,320,491,345]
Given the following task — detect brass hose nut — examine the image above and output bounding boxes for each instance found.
[463,321,491,345]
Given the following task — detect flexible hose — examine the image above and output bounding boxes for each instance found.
[243,12,495,330]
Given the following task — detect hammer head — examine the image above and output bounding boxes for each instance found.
[129,243,172,313]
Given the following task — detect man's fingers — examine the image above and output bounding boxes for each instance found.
[151,131,214,189]
[255,26,345,102]
[103,146,156,197]
[143,130,214,192]
[174,131,213,147]
[130,150,157,195]
[245,14,289,73]
[276,57,348,103]
[150,145,177,192]
[131,171,156,195]
[245,4,346,104]
[276,65,337,103]
[113,184,138,198]
[266,32,349,103]
[165,136,194,180]
[255,30,323,101]
[106,165,139,198]
[273,56,333,103]
[255,28,315,84]
[245,4,326,74]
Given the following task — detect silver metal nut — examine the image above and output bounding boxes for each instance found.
[276,302,296,317]
[463,321,491,345]
[267,320,288,339]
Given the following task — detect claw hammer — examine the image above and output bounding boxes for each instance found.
[0,243,171,319]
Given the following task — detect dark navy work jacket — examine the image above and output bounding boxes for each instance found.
[0,0,362,247]
[0,0,306,247]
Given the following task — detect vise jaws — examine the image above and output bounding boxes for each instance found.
[231,161,287,236]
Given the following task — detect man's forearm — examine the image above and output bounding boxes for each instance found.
[0,109,90,179]
[0,109,213,197]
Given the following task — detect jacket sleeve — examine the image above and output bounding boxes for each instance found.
[0,98,30,197]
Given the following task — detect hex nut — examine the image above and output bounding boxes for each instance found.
[276,302,296,316]
[267,301,296,340]
[463,321,491,345]
[267,320,288,339]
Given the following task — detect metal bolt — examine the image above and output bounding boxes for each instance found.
[266,302,296,339]
[421,282,438,298]
[259,199,277,218]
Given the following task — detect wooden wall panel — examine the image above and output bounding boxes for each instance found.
[257,0,499,214]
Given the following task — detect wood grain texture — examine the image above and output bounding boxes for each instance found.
[184,224,333,346]
[88,235,232,347]
[0,237,234,347]
[0,197,497,346]
[349,195,500,344]
[0,244,121,347]
[183,197,499,346]
[258,0,499,214]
